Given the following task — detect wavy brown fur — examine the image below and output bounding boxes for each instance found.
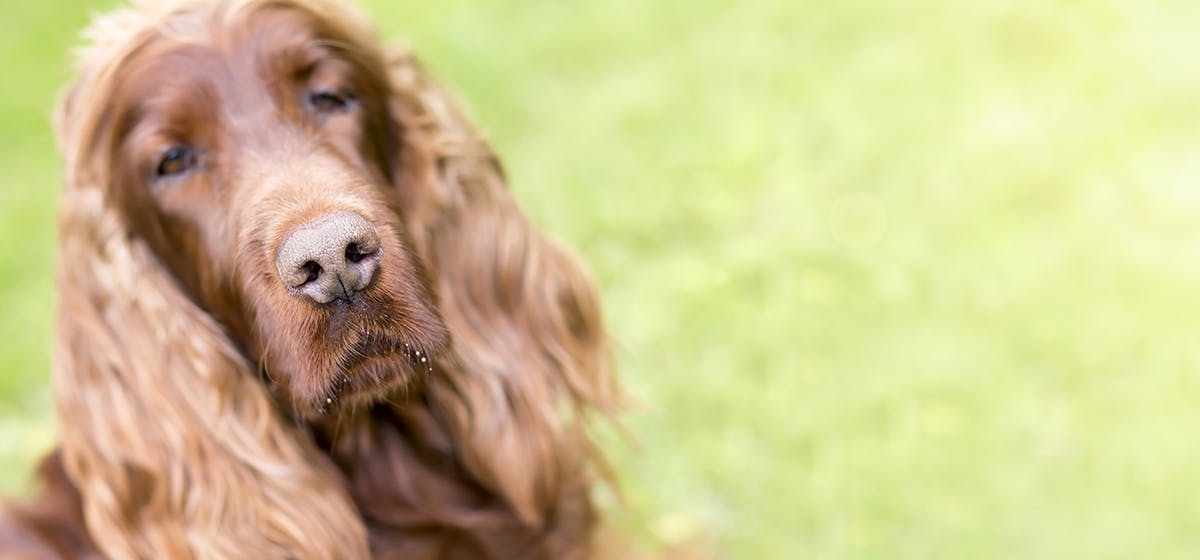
[0,1,620,558]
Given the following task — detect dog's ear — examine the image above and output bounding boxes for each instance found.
[54,4,149,190]
[53,81,79,159]
[384,52,623,525]
[50,16,371,560]
[54,159,371,560]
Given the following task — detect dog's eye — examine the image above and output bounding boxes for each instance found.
[156,145,196,178]
[307,89,355,114]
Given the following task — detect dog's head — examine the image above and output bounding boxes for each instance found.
[53,1,618,554]
[60,0,450,417]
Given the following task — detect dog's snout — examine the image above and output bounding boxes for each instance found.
[275,211,382,304]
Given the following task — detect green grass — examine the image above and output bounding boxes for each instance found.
[6,0,1200,557]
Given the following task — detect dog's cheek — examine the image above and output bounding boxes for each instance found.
[239,258,291,376]
[242,268,338,405]
[372,227,450,353]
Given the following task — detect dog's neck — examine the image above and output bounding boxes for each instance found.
[305,383,494,514]
[306,397,562,557]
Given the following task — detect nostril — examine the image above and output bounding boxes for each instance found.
[300,261,322,285]
[345,243,366,263]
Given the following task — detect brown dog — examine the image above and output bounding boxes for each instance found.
[0,1,620,558]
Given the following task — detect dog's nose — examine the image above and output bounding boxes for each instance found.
[275,211,382,304]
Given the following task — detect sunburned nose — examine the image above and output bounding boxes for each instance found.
[275,211,382,304]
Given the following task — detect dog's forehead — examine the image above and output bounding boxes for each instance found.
[112,10,351,131]
[130,8,323,84]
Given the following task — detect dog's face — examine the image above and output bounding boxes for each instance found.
[96,3,448,417]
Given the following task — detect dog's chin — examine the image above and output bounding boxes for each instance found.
[292,340,435,420]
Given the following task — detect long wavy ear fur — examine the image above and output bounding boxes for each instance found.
[386,54,623,525]
[52,4,369,558]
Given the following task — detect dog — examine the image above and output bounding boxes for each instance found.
[0,1,620,558]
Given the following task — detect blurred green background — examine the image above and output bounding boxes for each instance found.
[5,0,1200,557]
